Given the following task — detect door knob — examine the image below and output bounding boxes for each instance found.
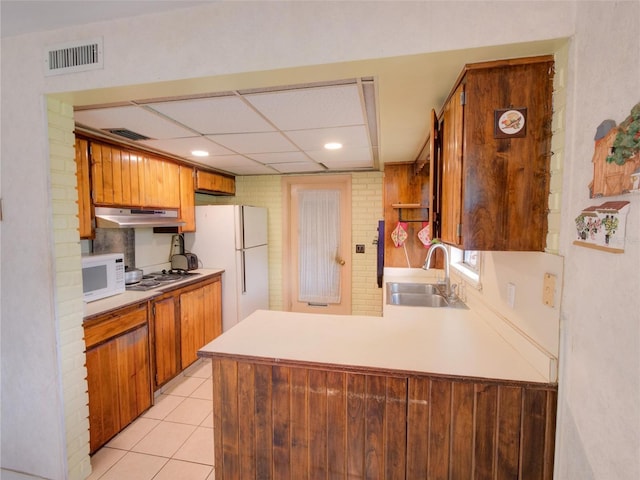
[336,257,346,266]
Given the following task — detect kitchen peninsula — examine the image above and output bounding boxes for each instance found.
[199,293,557,479]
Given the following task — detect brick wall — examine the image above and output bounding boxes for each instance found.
[48,98,91,480]
[546,45,568,254]
[350,172,384,316]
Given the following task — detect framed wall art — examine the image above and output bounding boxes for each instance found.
[494,108,527,138]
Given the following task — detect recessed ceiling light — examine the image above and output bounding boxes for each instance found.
[324,142,343,150]
[191,150,209,157]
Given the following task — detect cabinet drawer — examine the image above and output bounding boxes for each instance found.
[84,303,148,349]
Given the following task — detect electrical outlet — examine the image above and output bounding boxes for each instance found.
[507,282,516,308]
[355,244,365,253]
[542,273,556,307]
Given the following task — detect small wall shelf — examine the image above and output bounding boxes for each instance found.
[391,203,429,222]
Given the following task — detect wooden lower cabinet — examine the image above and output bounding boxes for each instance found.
[151,295,179,389]
[211,358,557,480]
[151,275,222,389]
[180,278,222,368]
[84,303,151,453]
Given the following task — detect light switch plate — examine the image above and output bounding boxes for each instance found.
[543,273,556,307]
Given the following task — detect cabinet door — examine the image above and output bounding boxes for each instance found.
[153,296,180,388]
[179,165,196,232]
[75,138,93,238]
[115,325,151,428]
[180,287,205,368]
[462,62,552,251]
[203,278,222,344]
[91,143,144,207]
[143,155,180,208]
[86,340,120,453]
[180,280,223,369]
[440,82,465,246]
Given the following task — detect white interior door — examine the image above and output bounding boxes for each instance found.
[283,176,352,315]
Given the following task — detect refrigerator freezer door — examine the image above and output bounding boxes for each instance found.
[236,244,269,322]
[237,206,268,249]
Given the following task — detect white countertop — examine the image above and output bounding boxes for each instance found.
[83,268,224,319]
[199,305,551,384]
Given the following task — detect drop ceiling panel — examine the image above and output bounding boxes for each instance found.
[207,132,296,154]
[308,146,373,168]
[285,125,370,150]
[270,162,324,174]
[246,151,312,165]
[244,84,365,130]
[201,155,275,175]
[137,136,234,159]
[147,96,276,134]
[75,105,195,139]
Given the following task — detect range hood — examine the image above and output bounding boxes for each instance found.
[95,207,185,228]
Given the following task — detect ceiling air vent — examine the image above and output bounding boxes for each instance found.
[45,38,103,76]
[105,128,151,141]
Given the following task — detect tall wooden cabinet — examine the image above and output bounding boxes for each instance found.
[434,56,554,251]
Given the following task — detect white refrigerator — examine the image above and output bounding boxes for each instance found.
[184,205,269,332]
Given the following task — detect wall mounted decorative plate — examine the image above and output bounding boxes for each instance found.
[494,108,527,138]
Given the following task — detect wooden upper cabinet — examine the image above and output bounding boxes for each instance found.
[142,154,180,208]
[179,165,196,232]
[440,83,465,246]
[90,142,180,209]
[91,142,144,207]
[195,169,235,195]
[75,138,93,238]
[436,56,554,251]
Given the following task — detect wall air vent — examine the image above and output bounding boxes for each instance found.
[44,38,103,76]
[105,128,151,141]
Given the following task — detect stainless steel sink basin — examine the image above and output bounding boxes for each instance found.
[388,292,449,307]
[385,282,468,309]
[386,282,440,295]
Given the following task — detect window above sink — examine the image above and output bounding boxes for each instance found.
[450,247,482,290]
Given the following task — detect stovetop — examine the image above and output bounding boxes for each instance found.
[126,269,201,291]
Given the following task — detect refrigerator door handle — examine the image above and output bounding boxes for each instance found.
[241,250,247,294]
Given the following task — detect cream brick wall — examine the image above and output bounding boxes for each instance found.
[48,98,91,480]
[546,44,568,254]
[350,172,384,316]
[198,172,384,316]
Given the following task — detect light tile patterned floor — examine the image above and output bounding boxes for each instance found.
[87,359,215,480]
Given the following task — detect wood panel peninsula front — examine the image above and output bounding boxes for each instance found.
[198,309,557,480]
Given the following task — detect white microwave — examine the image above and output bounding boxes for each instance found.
[81,253,126,302]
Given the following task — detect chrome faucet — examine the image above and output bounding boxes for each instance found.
[423,243,452,299]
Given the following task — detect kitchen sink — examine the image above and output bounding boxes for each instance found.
[386,282,441,295]
[385,283,468,309]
